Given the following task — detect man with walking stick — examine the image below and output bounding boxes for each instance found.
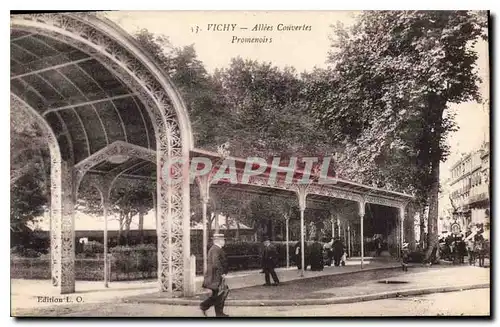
[200,234,230,317]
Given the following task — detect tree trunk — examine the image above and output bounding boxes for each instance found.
[118,213,124,245]
[124,212,133,245]
[138,208,145,244]
[419,206,426,248]
[425,159,440,262]
[270,219,276,240]
[424,94,445,262]
[405,204,416,250]
[236,220,240,241]
[235,208,241,241]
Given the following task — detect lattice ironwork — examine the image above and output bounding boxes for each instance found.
[59,161,76,293]
[12,13,192,295]
[364,194,404,209]
[74,140,156,188]
[309,184,365,204]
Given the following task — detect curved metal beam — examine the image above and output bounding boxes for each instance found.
[11,39,92,160]
[55,69,110,146]
[131,96,151,149]
[74,140,156,184]
[36,73,92,158]
[72,64,130,144]
[30,34,132,146]
[11,42,39,60]
[14,77,75,165]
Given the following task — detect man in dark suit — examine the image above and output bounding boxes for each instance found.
[200,234,229,317]
[261,237,280,286]
[309,237,324,271]
[332,237,344,267]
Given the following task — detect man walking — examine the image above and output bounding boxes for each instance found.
[262,237,280,286]
[200,234,230,317]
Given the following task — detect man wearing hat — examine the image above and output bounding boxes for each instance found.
[261,237,280,286]
[200,234,229,317]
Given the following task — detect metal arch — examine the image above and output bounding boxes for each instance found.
[36,73,92,158]
[74,141,156,184]
[10,92,65,290]
[85,13,194,150]
[11,13,192,296]
[15,77,75,166]
[54,69,110,146]
[71,63,130,144]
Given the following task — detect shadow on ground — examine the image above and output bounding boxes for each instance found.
[187,266,436,300]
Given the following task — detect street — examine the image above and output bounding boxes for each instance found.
[13,288,489,317]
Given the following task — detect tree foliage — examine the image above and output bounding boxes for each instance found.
[10,109,50,233]
[307,10,487,256]
[134,30,340,235]
[213,57,335,158]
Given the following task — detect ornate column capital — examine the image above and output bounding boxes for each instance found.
[358,197,366,217]
[294,184,309,211]
[195,175,211,204]
[399,202,408,221]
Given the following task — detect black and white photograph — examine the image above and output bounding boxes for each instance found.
[9,10,490,317]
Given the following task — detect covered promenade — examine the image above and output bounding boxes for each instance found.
[11,12,412,297]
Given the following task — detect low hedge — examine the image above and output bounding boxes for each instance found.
[11,258,106,280]
[11,241,313,280]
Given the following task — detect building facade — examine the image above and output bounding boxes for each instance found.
[438,178,454,237]
[448,142,490,239]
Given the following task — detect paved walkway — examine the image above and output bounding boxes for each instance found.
[10,257,394,311]
[206,257,400,292]
[125,265,489,306]
[13,288,490,317]
[11,262,489,315]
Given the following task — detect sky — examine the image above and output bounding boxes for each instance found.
[104,11,360,73]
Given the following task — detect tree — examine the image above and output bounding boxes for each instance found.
[214,58,335,159]
[134,29,234,150]
[308,11,487,260]
[11,172,48,232]
[78,180,154,245]
[10,108,50,239]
